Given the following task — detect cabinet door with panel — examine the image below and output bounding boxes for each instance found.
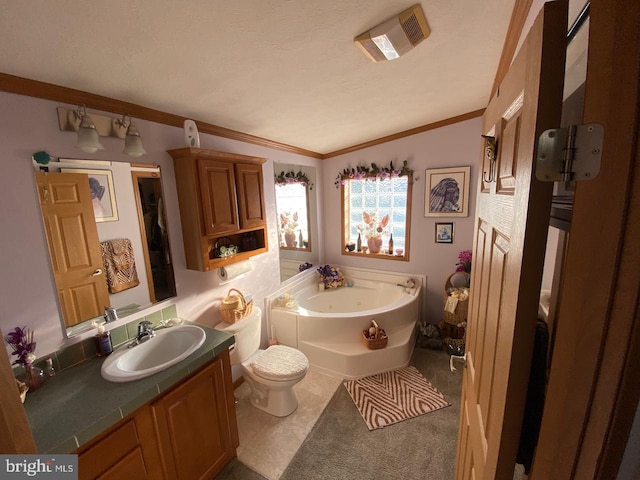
[77,407,164,480]
[152,355,237,480]
[197,159,239,236]
[235,162,266,229]
[170,147,269,271]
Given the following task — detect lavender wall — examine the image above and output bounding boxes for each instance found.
[0,91,322,358]
[321,117,482,325]
[0,90,480,361]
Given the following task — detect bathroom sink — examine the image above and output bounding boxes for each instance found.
[101,325,206,382]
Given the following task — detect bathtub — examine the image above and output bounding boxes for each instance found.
[266,266,426,380]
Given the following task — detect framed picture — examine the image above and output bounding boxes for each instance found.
[424,166,471,217]
[61,168,118,222]
[435,222,454,243]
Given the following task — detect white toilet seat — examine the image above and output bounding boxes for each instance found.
[250,345,309,381]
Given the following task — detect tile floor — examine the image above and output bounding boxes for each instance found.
[233,368,342,480]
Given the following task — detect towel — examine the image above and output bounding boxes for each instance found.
[100,239,140,293]
[444,295,459,314]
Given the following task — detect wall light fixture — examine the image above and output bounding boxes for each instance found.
[57,106,147,157]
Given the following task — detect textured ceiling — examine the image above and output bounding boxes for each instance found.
[0,0,516,154]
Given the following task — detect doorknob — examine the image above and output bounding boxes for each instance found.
[90,269,103,277]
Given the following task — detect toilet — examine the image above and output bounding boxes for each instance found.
[215,307,309,417]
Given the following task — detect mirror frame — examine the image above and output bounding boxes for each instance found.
[33,159,177,337]
[276,182,312,252]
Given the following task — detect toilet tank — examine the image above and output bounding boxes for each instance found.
[214,307,262,365]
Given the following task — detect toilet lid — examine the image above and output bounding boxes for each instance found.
[251,345,309,381]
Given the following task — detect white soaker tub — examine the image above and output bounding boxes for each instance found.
[266,266,425,380]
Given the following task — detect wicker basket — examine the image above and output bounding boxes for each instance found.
[361,319,388,350]
[443,272,470,325]
[219,288,254,324]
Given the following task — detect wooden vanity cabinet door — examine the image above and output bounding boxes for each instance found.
[77,407,164,480]
[235,163,266,229]
[152,356,236,480]
[197,159,239,235]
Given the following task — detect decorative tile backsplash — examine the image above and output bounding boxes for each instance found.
[15,305,179,375]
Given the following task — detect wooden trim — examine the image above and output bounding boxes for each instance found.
[323,109,485,159]
[131,170,158,304]
[531,0,640,477]
[0,328,37,453]
[339,175,413,261]
[490,0,534,99]
[0,73,324,159]
[1,73,486,160]
[168,147,267,165]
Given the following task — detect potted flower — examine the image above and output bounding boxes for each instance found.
[317,264,345,289]
[452,250,472,288]
[356,212,389,254]
[279,211,299,247]
[456,250,472,273]
[5,326,44,391]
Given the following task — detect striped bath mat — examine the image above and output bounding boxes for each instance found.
[344,366,450,430]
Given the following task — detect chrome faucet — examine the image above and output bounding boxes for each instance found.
[396,278,416,292]
[128,320,155,347]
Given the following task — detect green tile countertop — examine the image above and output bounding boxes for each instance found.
[23,324,234,454]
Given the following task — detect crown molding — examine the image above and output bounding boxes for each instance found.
[1,73,484,161]
[0,73,324,159]
[322,109,485,159]
[490,0,534,99]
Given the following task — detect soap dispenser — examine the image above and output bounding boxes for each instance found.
[93,322,113,357]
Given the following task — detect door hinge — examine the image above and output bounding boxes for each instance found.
[536,123,603,182]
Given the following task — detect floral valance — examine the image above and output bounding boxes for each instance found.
[275,170,313,190]
[334,160,413,188]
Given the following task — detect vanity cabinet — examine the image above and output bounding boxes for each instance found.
[169,148,268,272]
[76,350,238,480]
[77,410,163,480]
[152,355,237,480]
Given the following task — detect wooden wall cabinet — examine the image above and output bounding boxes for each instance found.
[76,350,239,480]
[169,148,268,272]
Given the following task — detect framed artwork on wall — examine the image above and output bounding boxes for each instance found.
[60,167,118,222]
[424,166,471,217]
[435,222,454,244]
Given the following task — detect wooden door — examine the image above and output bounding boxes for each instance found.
[531,0,640,477]
[197,159,238,235]
[454,2,567,479]
[36,172,110,327]
[152,357,236,480]
[235,163,266,229]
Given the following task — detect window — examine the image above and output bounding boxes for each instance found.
[342,175,412,259]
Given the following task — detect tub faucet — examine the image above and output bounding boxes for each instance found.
[128,320,155,347]
[397,278,416,292]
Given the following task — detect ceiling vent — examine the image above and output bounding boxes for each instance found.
[354,4,430,62]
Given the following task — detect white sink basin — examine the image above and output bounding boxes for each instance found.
[101,325,206,382]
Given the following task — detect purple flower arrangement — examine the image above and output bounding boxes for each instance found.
[334,160,413,188]
[298,262,313,273]
[5,326,37,367]
[316,264,345,289]
[456,250,472,273]
[275,170,314,190]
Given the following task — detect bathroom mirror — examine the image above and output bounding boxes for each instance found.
[276,183,311,251]
[274,163,318,282]
[34,159,176,336]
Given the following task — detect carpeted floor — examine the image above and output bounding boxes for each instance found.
[215,346,462,480]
